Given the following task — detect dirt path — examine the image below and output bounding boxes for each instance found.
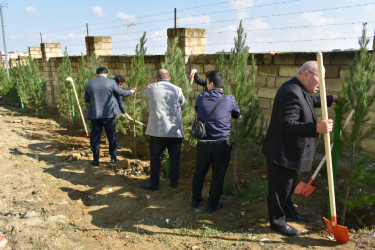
[0,104,373,249]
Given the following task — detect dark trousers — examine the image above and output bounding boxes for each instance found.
[90,118,117,162]
[149,136,182,187]
[267,160,298,228]
[192,140,232,208]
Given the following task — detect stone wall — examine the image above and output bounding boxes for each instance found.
[7,28,375,154]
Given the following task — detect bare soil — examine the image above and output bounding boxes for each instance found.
[0,104,374,249]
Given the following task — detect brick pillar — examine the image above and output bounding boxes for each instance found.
[85,36,112,56]
[167,28,206,58]
[41,43,62,61]
[28,46,42,59]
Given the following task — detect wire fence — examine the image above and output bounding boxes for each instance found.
[24,0,375,55]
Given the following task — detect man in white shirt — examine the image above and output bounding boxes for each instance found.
[140,69,186,191]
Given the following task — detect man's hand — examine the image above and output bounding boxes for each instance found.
[189,69,197,78]
[317,118,333,133]
[130,87,137,94]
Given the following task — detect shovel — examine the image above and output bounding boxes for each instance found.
[317,52,349,243]
[66,77,90,138]
[294,109,354,197]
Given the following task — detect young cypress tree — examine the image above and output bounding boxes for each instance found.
[336,23,375,225]
[215,20,264,191]
[161,37,196,149]
[119,32,150,156]
[0,64,16,101]
[56,47,74,125]
[12,56,45,112]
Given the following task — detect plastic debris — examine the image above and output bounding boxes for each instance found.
[146,195,151,199]
[21,211,36,218]
[0,232,7,248]
[44,145,52,149]
[269,49,277,56]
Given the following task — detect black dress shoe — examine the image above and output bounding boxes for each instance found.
[170,181,178,188]
[140,182,158,191]
[271,224,300,236]
[286,214,308,222]
[91,161,99,166]
[205,202,223,213]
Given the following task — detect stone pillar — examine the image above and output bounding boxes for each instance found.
[85,36,112,56]
[28,46,42,59]
[167,28,206,57]
[41,43,62,61]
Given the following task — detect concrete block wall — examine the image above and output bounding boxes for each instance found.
[28,46,42,59]
[167,28,206,58]
[10,27,375,155]
[41,43,62,61]
[85,36,113,56]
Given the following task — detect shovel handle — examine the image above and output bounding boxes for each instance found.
[310,109,354,180]
[67,77,89,135]
[317,52,337,224]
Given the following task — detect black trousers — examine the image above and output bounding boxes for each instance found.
[192,140,232,208]
[149,136,182,187]
[90,118,117,162]
[267,160,298,228]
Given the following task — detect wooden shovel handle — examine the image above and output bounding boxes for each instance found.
[317,52,337,225]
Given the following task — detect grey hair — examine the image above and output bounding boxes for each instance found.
[157,71,170,79]
[298,61,317,75]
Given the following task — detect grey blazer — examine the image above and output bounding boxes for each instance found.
[84,75,133,119]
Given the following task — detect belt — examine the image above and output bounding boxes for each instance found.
[198,139,228,144]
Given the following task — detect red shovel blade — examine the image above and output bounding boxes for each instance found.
[294,180,307,194]
[84,132,90,138]
[302,179,316,197]
[323,216,350,243]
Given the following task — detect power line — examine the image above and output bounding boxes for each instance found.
[182,2,375,27]
[206,36,361,46]
[206,20,375,35]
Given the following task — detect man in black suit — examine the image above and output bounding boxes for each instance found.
[262,61,338,236]
[85,67,136,166]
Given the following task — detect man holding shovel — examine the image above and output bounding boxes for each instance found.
[85,67,136,166]
[262,61,338,236]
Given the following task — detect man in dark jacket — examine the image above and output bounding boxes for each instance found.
[192,70,241,213]
[262,61,337,236]
[85,67,136,166]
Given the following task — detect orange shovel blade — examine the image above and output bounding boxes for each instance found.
[323,216,350,243]
[294,181,307,194]
[84,132,90,138]
[302,179,316,197]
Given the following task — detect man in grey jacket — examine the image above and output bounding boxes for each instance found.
[140,69,186,191]
[84,67,136,166]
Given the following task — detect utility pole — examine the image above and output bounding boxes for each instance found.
[0,4,9,77]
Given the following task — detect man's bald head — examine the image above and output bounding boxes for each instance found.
[157,69,171,81]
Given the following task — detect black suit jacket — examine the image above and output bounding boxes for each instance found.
[262,77,333,171]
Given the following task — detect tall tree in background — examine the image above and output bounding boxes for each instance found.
[336,23,375,225]
[215,20,264,191]
[12,56,46,114]
[56,47,74,125]
[120,32,150,157]
[0,64,17,102]
[161,37,196,149]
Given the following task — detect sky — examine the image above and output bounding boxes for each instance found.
[0,0,374,56]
